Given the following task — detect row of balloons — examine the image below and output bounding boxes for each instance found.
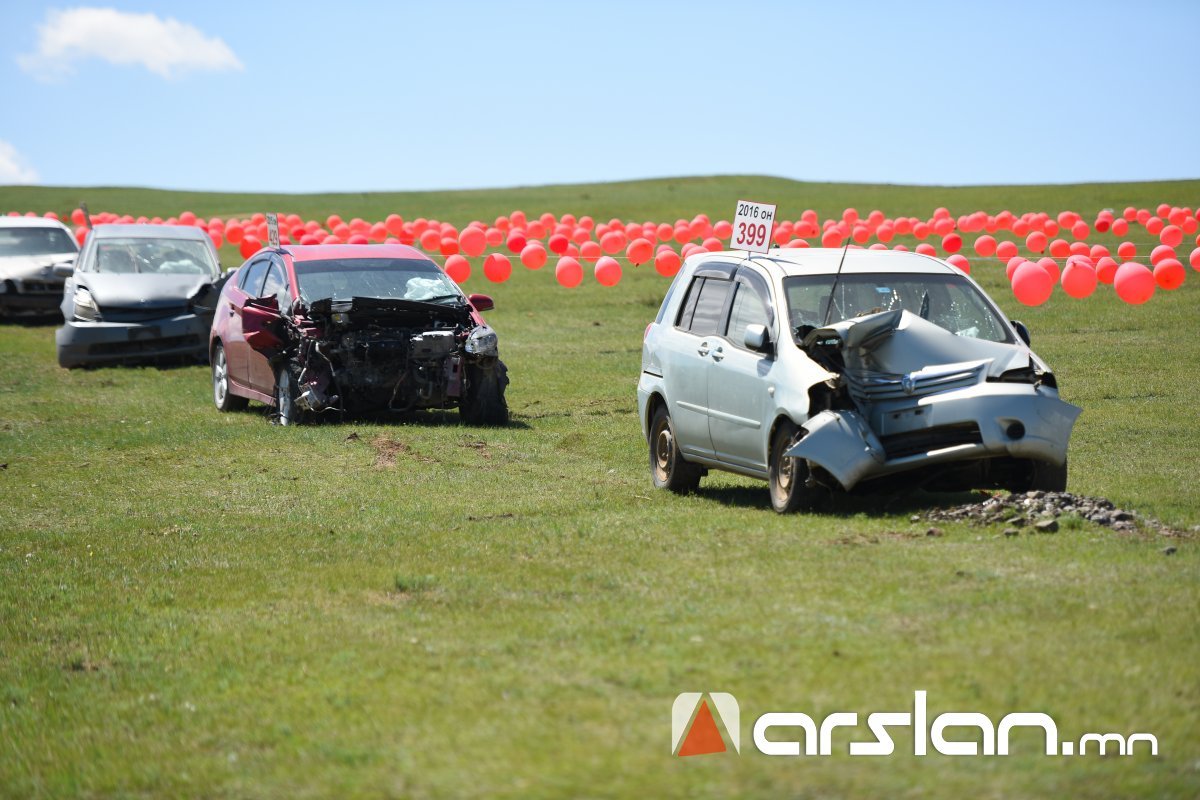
[7,204,1198,303]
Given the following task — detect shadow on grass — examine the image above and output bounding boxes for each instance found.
[697,482,989,517]
[249,405,532,431]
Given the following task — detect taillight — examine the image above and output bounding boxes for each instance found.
[644,322,653,340]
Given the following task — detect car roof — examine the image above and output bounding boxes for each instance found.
[0,217,73,232]
[91,223,210,241]
[278,243,433,263]
[696,248,959,277]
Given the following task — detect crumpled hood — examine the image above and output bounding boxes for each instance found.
[0,252,75,281]
[76,272,213,309]
[804,308,1031,379]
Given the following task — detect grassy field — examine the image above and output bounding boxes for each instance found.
[1,176,1198,798]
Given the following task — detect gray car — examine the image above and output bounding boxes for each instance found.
[0,217,78,318]
[56,224,223,368]
[637,249,1081,512]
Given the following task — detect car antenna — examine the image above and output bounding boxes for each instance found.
[821,237,852,326]
[80,201,93,230]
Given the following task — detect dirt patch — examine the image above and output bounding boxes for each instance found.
[457,437,492,459]
[370,436,438,467]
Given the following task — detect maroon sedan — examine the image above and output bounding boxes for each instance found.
[209,244,508,425]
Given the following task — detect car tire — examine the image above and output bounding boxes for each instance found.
[1027,457,1068,492]
[768,420,821,513]
[649,404,702,494]
[212,343,248,412]
[460,359,509,426]
[274,364,304,426]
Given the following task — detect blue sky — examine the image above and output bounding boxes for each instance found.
[1,1,1197,192]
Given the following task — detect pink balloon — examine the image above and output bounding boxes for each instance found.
[915,243,936,257]
[322,234,340,244]
[1114,262,1155,304]
[600,231,626,254]
[1049,238,1071,258]
[654,249,682,277]
[1012,262,1054,306]
[1025,231,1048,253]
[626,237,653,266]
[555,256,583,288]
[1145,216,1165,236]
[973,235,997,257]
[459,226,487,257]
[580,241,602,263]
[594,256,622,287]
[1095,256,1119,284]
[713,220,732,239]
[444,254,470,284]
[1160,225,1183,248]
[1117,241,1137,260]
[1036,257,1061,283]
[821,229,843,248]
[946,254,970,274]
[1070,220,1090,240]
[1150,245,1175,266]
[1061,260,1097,299]
[996,240,1018,261]
[520,242,547,270]
[484,253,512,283]
[1154,259,1186,290]
[1005,257,1027,280]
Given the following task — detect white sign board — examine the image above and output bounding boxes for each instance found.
[266,212,280,248]
[731,200,776,254]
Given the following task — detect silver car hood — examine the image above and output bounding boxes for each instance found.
[75,272,213,309]
[0,252,76,281]
[802,308,1031,379]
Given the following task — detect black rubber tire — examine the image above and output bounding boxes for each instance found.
[649,404,702,494]
[274,364,304,426]
[212,343,248,412]
[460,359,509,426]
[768,420,821,513]
[1027,457,1068,492]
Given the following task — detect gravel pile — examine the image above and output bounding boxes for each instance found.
[922,490,1190,540]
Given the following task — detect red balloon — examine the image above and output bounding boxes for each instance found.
[444,254,470,284]
[1111,218,1129,237]
[1154,259,1186,290]
[626,237,653,266]
[946,254,970,274]
[555,256,583,288]
[73,226,88,246]
[547,233,569,255]
[1006,257,1028,281]
[439,236,459,256]
[240,236,261,259]
[484,253,512,283]
[520,242,547,270]
[1150,245,1175,266]
[1012,262,1054,306]
[713,220,732,239]
[459,226,486,257]
[209,231,224,249]
[1049,238,1071,258]
[485,227,504,246]
[322,234,340,244]
[1061,260,1097,299]
[347,234,369,245]
[1025,231,1048,253]
[654,248,682,277]
[225,223,244,245]
[506,230,527,254]
[600,231,625,254]
[580,241,602,263]
[418,229,440,251]
[179,210,197,226]
[941,233,962,253]
[1145,216,1165,236]
[1095,256,1119,284]
[1114,262,1155,304]
[973,235,997,257]
[594,256,622,287]
[1117,241,1137,260]
[996,240,1018,261]
[821,229,843,248]
[385,214,404,236]
[70,208,86,226]
[1190,247,1200,270]
[1160,225,1183,248]
[915,243,936,257]
[1036,257,1061,283]
[1070,220,1090,240]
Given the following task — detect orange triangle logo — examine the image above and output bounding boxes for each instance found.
[677,700,727,757]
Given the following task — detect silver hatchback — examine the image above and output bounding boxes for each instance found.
[636,249,1081,512]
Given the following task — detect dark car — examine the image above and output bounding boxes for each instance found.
[209,243,508,425]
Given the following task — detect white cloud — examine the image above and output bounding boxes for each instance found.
[0,141,40,185]
[18,7,243,81]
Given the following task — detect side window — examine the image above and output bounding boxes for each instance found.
[688,278,732,335]
[261,260,291,310]
[726,281,770,347]
[238,259,270,296]
[675,277,703,330]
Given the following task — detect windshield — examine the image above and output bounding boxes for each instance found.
[784,272,1013,343]
[0,226,78,257]
[92,238,218,277]
[294,258,462,304]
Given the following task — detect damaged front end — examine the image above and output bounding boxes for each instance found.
[788,309,1080,492]
[245,295,506,422]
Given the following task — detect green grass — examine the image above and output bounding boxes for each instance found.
[1,176,1198,798]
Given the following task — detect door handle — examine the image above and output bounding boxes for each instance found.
[697,344,710,357]
[711,345,725,361]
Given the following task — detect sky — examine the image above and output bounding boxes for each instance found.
[1,1,1197,193]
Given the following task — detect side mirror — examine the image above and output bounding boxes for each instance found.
[1011,320,1031,346]
[469,293,494,313]
[53,262,75,278]
[743,323,772,354]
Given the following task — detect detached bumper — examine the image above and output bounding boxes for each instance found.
[56,312,212,368]
[787,384,1081,490]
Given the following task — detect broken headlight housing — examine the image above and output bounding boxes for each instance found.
[73,286,100,322]
[464,325,498,357]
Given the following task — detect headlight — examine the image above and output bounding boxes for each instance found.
[73,286,100,322]
[464,325,498,357]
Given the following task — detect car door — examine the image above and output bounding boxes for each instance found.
[660,267,735,460]
[707,268,778,472]
[222,257,271,390]
[245,257,292,394]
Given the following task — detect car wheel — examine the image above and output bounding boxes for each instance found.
[274,364,304,426]
[212,343,248,412]
[768,420,820,513]
[460,359,509,426]
[649,404,702,494]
